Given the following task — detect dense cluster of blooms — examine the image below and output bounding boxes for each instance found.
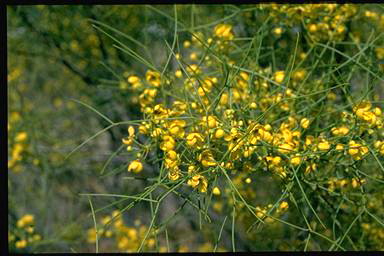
[242,4,384,72]
[87,211,155,252]
[111,10,383,249]
[8,111,30,172]
[121,23,382,191]
[87,211,214,252]
[9,214,42,250]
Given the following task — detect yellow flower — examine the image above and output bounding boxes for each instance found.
[214,24,234,40]
[278,143,294,154]
[168,167,181,181]
[105,230,113,238]
[139,125,148,134]
[373,107,382,116]
[146,70,161,87]
[167,150,178,160]
[273,27,283,36]
[214,128,225,139]
[122,126,135,146]
[160,135,176,151]
[198,149,217,167]
[168,120,186,138]
[87,228,97,243]
[354,101,371,114]
[183,40,191,48]
[151,128,163,138]
[258,128,273,142]
[202,116,218,128]
[335,144,344,151]
[293,69,306,81]
[187,174,208,193]
[290,156,302,166]
[212,186,221,195]
[15,132,28,142]
[175,70,182,78]
[128,160,143,173]
[128,75,140,84]
[274,71,285,84]
[165,150,180,169]
[26,226,34,234]
[186,133,204,148]
[374,141,384,155]
[220,93,228,105]
[348,140,368,160]
[281,128,293,142]
[186,64,200,74]
[278,201,289,212]
[353,102,378,124]
[364,112,378,125]
[318,140,331,151]
[272,156,281,165]
[15,239,27,249]
[305,135,314,146]
[190,52,198,61]
[250,102,257,109]
[300,118,310,129]
[17,214,34,228]
[117,236,129,250]
[351,178,359,188]
[309,24,317,32]
[331,126,349,136]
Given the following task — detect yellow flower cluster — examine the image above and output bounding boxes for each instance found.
[252,201,289,223]
[107,17,384,250]
[118,23,384,201]
[353,101,382,127]
[9,214,42,250]
[8,112,29,172]
[122,126,135,151]
[327,177,366,192]
[348,140,369,161]
[87,211,155,252]
[256,4,363,42]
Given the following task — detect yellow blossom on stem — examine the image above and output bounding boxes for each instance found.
[198,149,217,167]
[331,126,349,136]
[186,132,204,148]
[15,132,28,142]
[168,167,181,181]
[212,186,221,195]
[290,156,302,166]
[318,140,331,151]
[202,115,218,128]
[146,70,161,87]
[128,160,143,173]
[300,118,310,129]
[274,71,285,84]
[214,24,234,40]
[348,140,368,160]
[160,135,176,151]
[187,174,208,193]
[214,128,225,139]
[278,201,289,212]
